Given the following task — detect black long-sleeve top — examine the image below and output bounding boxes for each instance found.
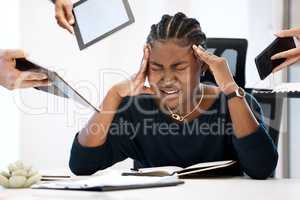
[69,93,278,179]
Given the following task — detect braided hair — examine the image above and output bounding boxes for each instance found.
[146,12,206,48]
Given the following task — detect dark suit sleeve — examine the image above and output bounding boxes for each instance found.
[231,94,278,179]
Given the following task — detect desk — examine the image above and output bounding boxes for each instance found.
[1,177,300,200]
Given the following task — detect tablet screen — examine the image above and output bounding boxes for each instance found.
[73,0,135,50]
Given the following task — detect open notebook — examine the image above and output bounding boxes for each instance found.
[31,173,183,191]
[122,160,237,178]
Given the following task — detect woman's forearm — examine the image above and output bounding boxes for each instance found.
[192,45,260,138]
[77,44,152,147]
[78,87,123,147]
[225,85,259,138]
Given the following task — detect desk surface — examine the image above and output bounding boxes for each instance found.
[1,177,300,200]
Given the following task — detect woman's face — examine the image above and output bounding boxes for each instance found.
[148,40,203,109]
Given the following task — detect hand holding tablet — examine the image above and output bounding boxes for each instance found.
[54,0,135,50]
[15,58,99,112]
[72,0,134,50]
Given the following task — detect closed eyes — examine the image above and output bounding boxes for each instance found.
[150,65,188,71]
[149,65,163,71]
[174,65,188,71]
[149,60,190,72]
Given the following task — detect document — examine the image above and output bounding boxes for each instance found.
[253,83,300,98]
[31,173,183,191]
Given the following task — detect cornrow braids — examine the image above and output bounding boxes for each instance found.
[147,12,206,48]
[176,18,200,38]
[157,14,172,39]
[167,12,186,38]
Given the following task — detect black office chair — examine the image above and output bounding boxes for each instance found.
[203,38,248,88]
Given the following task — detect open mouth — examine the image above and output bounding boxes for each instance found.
[159,88,180,96]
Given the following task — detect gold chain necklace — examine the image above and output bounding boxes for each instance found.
[167,84,205,122]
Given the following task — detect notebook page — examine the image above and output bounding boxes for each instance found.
[137,166,183,175]
[183,160,235,170]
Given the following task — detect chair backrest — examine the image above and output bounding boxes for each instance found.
[202,38,248,88]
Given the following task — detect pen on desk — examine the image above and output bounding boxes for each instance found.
[41,175,71,181]
[42,175,71,178]
[121,168,140,176]
[130,167,139,172]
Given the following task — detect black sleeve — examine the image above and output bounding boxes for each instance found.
[69,97,142,175]
[231,94,278,179]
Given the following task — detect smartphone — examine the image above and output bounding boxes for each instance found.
[255,37,296,80]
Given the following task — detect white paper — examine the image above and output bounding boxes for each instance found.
[273,83,300,92]
[184,160,235,170]
[31,173,179,189]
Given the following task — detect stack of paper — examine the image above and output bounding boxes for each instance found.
[31,172,183,191]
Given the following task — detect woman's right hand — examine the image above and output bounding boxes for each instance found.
[112,45,154,98]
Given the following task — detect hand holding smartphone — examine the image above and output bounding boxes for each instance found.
[255,37,296,80]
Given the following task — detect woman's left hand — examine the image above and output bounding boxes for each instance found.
[192,44,238,94]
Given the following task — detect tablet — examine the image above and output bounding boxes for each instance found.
[73,0,135,50]
[16,58,100,112]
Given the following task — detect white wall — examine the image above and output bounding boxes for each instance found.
[17,0,286,172]
[288,0,300,178]
[0,0,20,169]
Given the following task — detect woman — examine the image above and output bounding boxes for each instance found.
[69,13,278,179]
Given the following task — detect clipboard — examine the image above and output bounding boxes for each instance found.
[15,58,100,112]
